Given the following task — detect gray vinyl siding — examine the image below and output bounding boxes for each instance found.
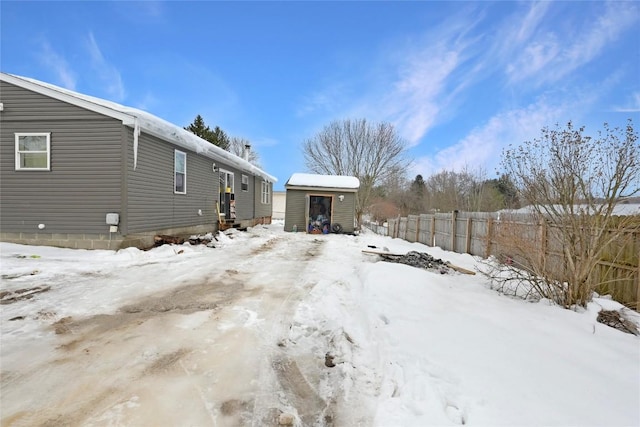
[1,79,272,241]
[254,177,272,218]
[331,192,356,232]
[284,190,307,232]
[0,82,124,234]
[125,130,218,233]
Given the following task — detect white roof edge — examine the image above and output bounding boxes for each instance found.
[0,72,277,183]
[1,73,135,125]
[285,185,359,193]
[286,173,360,189]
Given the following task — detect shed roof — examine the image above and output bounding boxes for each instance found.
[286,173,360,189]
[0,72,276,183]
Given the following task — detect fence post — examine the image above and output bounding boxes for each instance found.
[485,217,493,258]
[451,210,458,252]
[416,216,421,243]
[539,220,547,270]
[430,216,436,247]
[466,217,473,254]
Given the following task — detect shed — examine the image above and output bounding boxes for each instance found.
[284,173,360,234]
[0,72,276,249]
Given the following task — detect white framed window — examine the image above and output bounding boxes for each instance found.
[261,181,271,204]
[174,150,186,194]
[241,174,249,192]
[15,133,51,170]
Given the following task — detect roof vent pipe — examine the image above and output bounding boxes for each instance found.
[243,144,251,161]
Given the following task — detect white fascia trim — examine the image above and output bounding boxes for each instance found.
[1,73,136,125]
[285,186,359,193]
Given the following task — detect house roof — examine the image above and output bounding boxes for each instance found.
[0,72,276,183]
[285,173,360,190]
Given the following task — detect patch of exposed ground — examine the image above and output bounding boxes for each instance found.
[0,285,51,304]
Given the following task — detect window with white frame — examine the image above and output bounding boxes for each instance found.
[241,174,249,192]
[174,150,186,194]
[15,133,51,170]
[261,181,271,204]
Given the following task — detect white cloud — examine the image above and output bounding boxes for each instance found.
[384,48,461,145]
[410,96,577,178]
[39,41,77,90]
[612,91,640,113]
[366,12,484,146]
[506,1,639,86]
[133,92,159,111]
[506,34,560,82]
[296,83,347,117]
[512,1,552,46]
[86,32,126,101]
[295,8,485,147]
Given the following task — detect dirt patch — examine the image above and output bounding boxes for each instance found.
[272,355,330,426]
[0,285,51,304]
[250,236,282,255]
[50,277,252,348]
[120,279,244,315]
[143,348,190,376]
[53,316,73,334]
[1,270,39,280]
[220,398,250,416]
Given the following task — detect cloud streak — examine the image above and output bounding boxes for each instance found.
[39,41,77,90]
[410,100,562,178]
[505,1,639,86]
[86,32,126,101]
[365,9,485,146]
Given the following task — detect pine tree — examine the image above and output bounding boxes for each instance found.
[211,126,230,151]
[184,115,230,150]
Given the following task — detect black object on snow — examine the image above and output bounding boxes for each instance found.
[377,251,450,273]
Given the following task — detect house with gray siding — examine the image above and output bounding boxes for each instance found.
[284,173,359,234]
[0,72,276,249]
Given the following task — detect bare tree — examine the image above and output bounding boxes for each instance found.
[302,119,409,227]
[492,120,639,308]
[229,137,260,167]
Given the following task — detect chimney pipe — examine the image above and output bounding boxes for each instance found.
[243,144,251,161]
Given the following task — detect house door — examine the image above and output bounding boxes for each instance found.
[307,195,333,234]
[219,169,236,220]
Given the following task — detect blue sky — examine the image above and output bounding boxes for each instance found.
[2,1,639,190]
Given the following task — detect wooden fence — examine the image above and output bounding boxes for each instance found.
[380,211,639,310]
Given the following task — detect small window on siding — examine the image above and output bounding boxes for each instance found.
[241,174,249,192]
[261,181,271,204]
[174,150,186,194]
[15,133,51,170]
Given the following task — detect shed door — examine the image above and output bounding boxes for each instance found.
[307,195,333,234]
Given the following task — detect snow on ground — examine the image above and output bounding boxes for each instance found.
[1,224,638,426]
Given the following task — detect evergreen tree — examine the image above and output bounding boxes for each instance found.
[184,115,230,150]
[211,126,230,151]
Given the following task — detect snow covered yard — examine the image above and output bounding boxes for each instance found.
[1,224,638,426]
